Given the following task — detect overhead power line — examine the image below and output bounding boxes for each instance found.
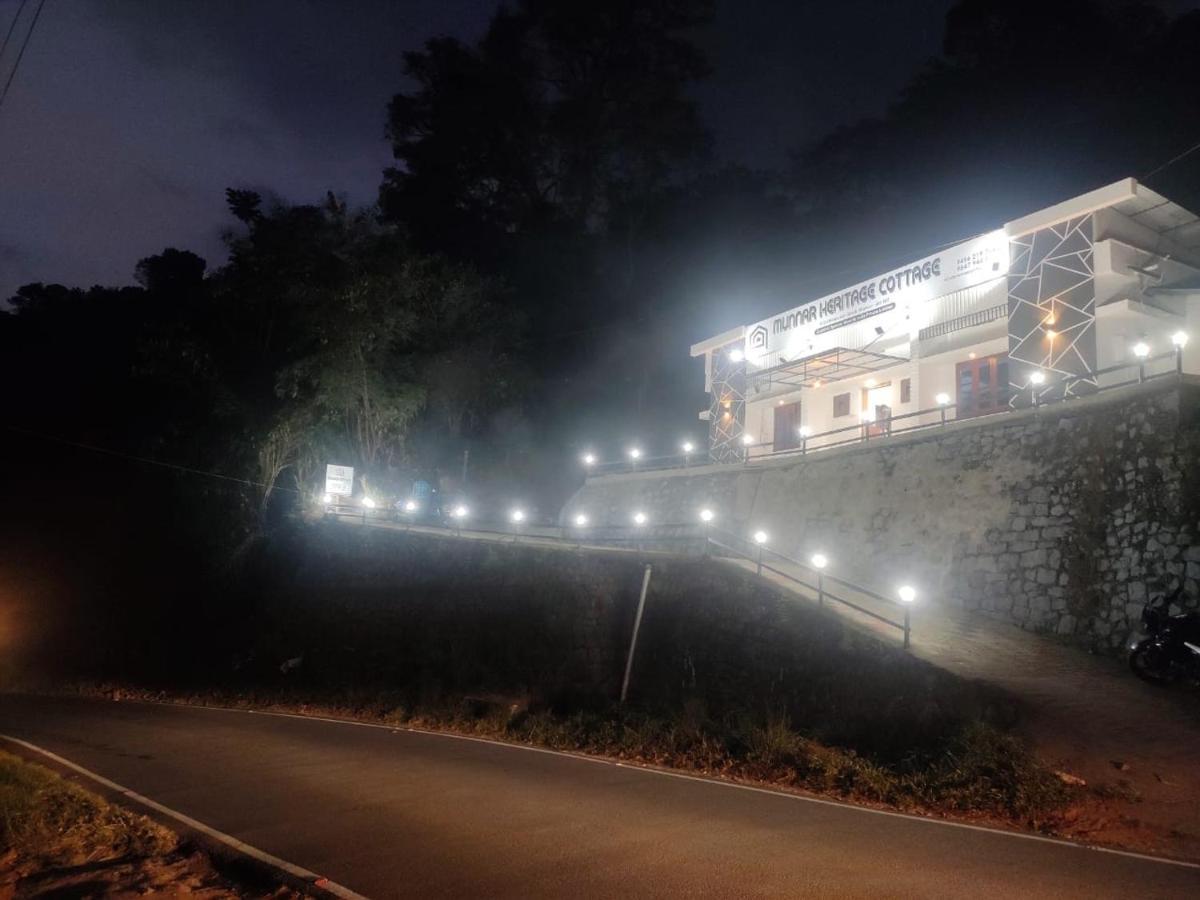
[0,0,46,116]
[0,0,30,64]
[1141,136,1200,183]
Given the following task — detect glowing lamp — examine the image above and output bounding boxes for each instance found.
[811,553,828,570]
[752,530,768,545]
[1133,342,1150,359]
[898,585,917,604]
[699,508,714,523]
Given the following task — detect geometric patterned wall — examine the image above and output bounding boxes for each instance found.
[708,346,746,463]
[1007,214,1097,406]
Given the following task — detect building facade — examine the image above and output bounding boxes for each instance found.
[691,178,1200,461]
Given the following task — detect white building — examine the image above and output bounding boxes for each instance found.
[690,178,1200,461]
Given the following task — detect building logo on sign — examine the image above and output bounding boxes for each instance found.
[748,324,769,352]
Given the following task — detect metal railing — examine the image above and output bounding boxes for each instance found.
[588,347,1188,475]
[328,512,913,647]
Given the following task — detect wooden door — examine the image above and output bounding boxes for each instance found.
[773,401,802,451]
[956,353,1010,418]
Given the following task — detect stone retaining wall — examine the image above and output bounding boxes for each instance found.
[562,379,1200,652]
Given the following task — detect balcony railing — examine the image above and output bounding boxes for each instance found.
[588,347,1187,475]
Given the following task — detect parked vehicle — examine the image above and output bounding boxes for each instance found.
[1128,592,1200,685]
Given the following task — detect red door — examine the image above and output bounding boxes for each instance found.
[956,354,1010,418]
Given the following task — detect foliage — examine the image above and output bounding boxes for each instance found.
[0,751,174,865]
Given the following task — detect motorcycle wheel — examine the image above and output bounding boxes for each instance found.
[1129,642,1176,685]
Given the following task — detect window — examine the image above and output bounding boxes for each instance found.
[956,353,1010,418]
[900,378,911,404]
[833,392,850,417]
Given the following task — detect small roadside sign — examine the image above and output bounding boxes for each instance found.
[324,464,354,496]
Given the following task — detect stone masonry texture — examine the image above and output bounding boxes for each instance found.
[562,380,1200,654]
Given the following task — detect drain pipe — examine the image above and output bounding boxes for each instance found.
[620,565,653,705]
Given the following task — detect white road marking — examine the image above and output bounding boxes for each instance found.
[0,733,372,900]
[18,697,1200,872]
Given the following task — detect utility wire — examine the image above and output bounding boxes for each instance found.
[1141,136,1200,183]
[0,0,45,116]
[0,0,30,64]
[3,422,303,496]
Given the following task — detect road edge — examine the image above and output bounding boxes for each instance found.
[0,733,371,900]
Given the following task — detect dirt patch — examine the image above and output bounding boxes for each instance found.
[0,749,296,899]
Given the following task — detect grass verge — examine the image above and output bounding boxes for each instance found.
[81,684,1074,828]
[0,748,291,897]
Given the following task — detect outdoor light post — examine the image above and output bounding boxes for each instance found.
[402,499,418,531]
[741,433,754,466]
[811,553,828,607]
[573,513,589,548]
[1173,331,1189,376]
[898,585,916,649]
[451,504,468,537]
[632,510,647,552]
[936,392,951,425]
[753,530,768,575]
[699,508,714,555]
[509,508,525,543]
[628,447,642,471]
[1029,371,1045,407]
[681,440,694,467]
[798,425,811,455]
[361,495,376,524]
[1133,341,1150,383]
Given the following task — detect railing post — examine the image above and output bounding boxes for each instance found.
[903,607,911,649]
[1138,361,1146,384]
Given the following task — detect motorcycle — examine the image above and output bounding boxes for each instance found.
[1128,592,1200,685]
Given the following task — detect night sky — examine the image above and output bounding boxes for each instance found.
[0,0,964,304]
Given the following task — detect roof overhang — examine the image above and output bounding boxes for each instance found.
[1006,177,1200,265]
[749,346,909,392]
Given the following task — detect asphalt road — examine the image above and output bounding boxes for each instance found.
[2,696,1197,899]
